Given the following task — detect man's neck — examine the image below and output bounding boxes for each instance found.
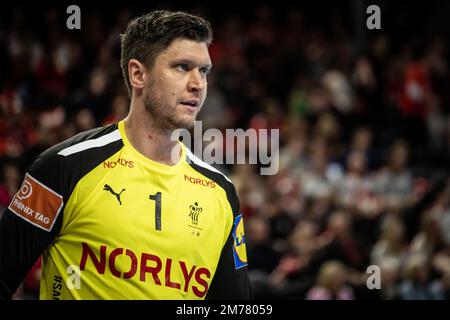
[123,111,181,166]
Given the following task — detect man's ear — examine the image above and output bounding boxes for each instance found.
[128,59,146,91]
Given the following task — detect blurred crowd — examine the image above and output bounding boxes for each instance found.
[0,2,450,300]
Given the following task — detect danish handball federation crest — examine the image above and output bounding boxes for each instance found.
[189,202,202,225]
[232,214,248,269]
[188,202,203,236]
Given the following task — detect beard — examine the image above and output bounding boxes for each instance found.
[143,89,197,133]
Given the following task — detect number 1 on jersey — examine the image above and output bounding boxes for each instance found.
[149,192,162,231]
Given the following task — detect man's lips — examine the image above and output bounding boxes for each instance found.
[179,100,199,107]
[179,100,200,113]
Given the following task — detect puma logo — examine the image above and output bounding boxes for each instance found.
[103,184,125,205]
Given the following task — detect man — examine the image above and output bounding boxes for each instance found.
[0,10,251,300]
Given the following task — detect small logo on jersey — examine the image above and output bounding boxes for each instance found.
[8,173,63,232]
[189,202,203,225]
[184,174,216,188]
[103,184,125,205]
[103,157,134,169]
[232,214,248,269]
[17,180,33,200]
[188,202,203,236]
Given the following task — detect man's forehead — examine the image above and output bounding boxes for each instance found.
[162,38,211,64]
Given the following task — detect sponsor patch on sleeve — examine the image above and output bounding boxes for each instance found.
[232,214,248,269]
[8,173,63,232]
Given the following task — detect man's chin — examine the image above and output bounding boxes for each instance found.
[170,118,196,131]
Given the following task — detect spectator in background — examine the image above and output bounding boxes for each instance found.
[378,257,401,300]
[300,137,338,200]
[82,67,111,124]
[246,216,281,275]
[306,260,354,300]
[0,161,21,217]
[399,254,445,300]
[231,163,266,218]
[102,93,130,126]
[343,126,377,170]
[74,108,96,132]
[430,180,450,249]
[322,70,354,114]
[337,150,383,218]
[371,215,408,271]
[410,210,446,264]
[375,140,414,212]
[315,210,365,271]
[277,116,309,174]
[424,182,450,282]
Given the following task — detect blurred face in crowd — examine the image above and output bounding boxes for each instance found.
[346,150,367,175]
[389,142,409,171]
[142,38,211,131]
[318,261,347,291]
[352,127,372,151]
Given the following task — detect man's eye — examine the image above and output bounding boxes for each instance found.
[176,64,189,72]
[200,68,210,76]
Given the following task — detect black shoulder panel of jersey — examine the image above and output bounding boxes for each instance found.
[187,161,239,215]
[186,157,252,300]
[0,123,123,299]
[46,123,123,201]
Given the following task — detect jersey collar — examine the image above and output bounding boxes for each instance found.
[118,120,186,174]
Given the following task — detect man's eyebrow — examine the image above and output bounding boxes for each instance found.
[173,58,212,69]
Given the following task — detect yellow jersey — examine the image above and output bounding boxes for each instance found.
[0,120,251,300]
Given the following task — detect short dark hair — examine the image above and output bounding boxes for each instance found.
[120,10,213,97]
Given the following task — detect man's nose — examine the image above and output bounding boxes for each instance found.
[187,69,206,92]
